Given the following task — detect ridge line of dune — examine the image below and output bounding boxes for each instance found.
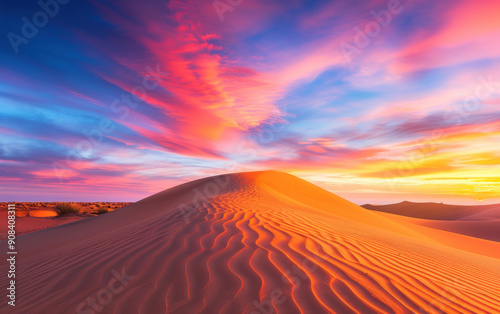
[2,171,500,313]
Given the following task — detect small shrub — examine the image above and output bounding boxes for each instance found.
[93,208,108,215]
[54,203,81,216]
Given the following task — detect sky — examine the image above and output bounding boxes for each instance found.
[1,0,499,204]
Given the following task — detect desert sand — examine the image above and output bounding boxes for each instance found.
[362,201,500,221]
[1,171,500,313]
[363,202,500,259]
[0,202,132,240]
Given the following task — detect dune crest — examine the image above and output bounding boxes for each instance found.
[2,171,500,313]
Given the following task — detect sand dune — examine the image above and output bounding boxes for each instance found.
[363,201,500,253]
[370,211,500,259]
[2,171,500,313]
[373,211,500,242]
[362,201,500,221]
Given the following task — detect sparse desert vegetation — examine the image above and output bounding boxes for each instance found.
[54,203,81,216]
[0,202,132,241]
[93,208,109,215]
[1,202,132,218]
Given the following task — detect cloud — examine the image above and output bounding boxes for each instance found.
[1,0,499,203]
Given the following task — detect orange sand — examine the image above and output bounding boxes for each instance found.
[362,201,500,221]
[1,171,499,313]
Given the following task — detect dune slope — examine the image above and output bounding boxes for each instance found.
[364,201,500,247]
[1,171,500,314]
[362,201,500,221]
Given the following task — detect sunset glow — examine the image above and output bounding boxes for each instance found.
[1,0,499,203]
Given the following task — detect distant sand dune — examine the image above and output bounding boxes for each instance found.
[363,201,500,255]
[374,211,500,242]
[362,201,500,221]
[1,171,500,313]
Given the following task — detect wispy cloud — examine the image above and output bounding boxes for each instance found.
[0,0,499,203]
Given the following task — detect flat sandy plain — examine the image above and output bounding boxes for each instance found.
[0,202,132,240]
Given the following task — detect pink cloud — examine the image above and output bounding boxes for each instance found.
[390,0,500,75]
